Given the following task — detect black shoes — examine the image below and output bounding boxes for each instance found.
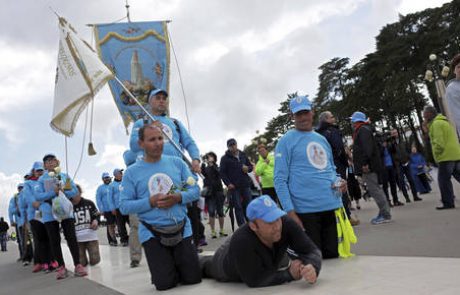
[130,260,139,268]
[436,205,455,210]
[414,197,423,201]
[394,201,404,206]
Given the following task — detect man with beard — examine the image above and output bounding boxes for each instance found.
[96,172,117,246]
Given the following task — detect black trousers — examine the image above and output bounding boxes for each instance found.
[261,187,280,205]
[382,166,400,203]
[115,209,129,243]
[30,220,51,265]
[397,164,418,200]
[297,210,338,259]
[143,236,201,291]
[187,202,204,246]
[45,219,80,267]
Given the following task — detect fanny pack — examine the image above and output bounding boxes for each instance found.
[140,219,186,247]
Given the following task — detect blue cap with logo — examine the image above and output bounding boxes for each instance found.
[113,168,124,176]
[32,161,44,171]
[289,95,312,114]
[101,172,111,179]
[148,88,168,103]
[246,195,286,223]
[350,111,367,123]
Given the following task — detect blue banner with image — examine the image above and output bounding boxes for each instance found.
[94,21,170,128]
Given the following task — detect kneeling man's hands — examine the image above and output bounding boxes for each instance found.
[300,264,317,284]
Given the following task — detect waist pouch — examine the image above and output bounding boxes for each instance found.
[140,219,185,247]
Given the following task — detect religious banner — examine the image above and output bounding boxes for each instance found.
[51,17,113,136]
[93,21,170,128]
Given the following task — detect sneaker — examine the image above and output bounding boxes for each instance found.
[74,264,88,277]
[56,266,68,280]
[211,230,217,239]
[371,216,392,225]
[50,261,59,271]
[23,261,30,266]
[121,241,129,247]
[219,230,228,237]
[198,239,208,247]
[32,264,43,273]
[349,217,360,226]
[130,260,140,268]
[109,242,118,247]
[42,263,49,273]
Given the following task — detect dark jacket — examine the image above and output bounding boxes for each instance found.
[201,163,224,195]
[217,216,322,287]
[316,121,348,176]
[352,123,383,175]
[220,150,253,189]
[0,220,9,233]
[388,138,410,165]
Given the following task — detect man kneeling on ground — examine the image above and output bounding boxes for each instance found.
[201,195,322,288]
[120,123,201,291]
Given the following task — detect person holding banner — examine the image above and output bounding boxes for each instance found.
[129,89,201,173]
[120,124,202,291]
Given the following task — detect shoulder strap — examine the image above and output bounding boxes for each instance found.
[171,118,182,141]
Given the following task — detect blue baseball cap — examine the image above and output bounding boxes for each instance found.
[246,195,286,223]
[113,168,124,176]
[148,88,168,103]
[32,161,44,171]
[350,111,367,123]
[289,95,312,114]
[101,172,111,179]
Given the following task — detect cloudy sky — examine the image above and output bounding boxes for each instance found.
[0,0,451,219]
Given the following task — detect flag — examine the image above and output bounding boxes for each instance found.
[93,21,170,128]
[51,17,113,136]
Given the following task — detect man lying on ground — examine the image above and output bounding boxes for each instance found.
[201,195,322,288]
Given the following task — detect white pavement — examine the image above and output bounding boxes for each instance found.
[62,245,460,294]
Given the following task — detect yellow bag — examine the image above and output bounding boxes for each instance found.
[335,207,358,258]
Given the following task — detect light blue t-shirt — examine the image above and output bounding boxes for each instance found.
[8,194,24,226]
[34,172,78,223]
[274,129,343,214]
[110,180,123,210]
[129,116,200,161]
[120,155,200,244]
[21,180,42,222]
[96,183,114,213]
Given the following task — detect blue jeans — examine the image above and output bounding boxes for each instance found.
[0,232,7,251]
[228,187,252,226]
[437,161,460,207]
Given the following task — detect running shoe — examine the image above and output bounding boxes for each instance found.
[56,266,68,280]
[32,264,43,273]
[74,264,88,277]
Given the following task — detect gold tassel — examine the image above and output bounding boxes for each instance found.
[88,142,97,156]
[63,178,72,191]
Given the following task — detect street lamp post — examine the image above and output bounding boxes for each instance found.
[424,53,451,115]
[424,54,458,141]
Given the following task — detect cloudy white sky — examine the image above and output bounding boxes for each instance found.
[0,0,451,219]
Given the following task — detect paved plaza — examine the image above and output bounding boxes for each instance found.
[1,168,459,294]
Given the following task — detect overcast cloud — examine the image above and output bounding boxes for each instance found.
[0,0,451,218]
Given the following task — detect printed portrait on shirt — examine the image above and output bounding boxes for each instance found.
[148,173,173,195]
[306,142,327,170]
